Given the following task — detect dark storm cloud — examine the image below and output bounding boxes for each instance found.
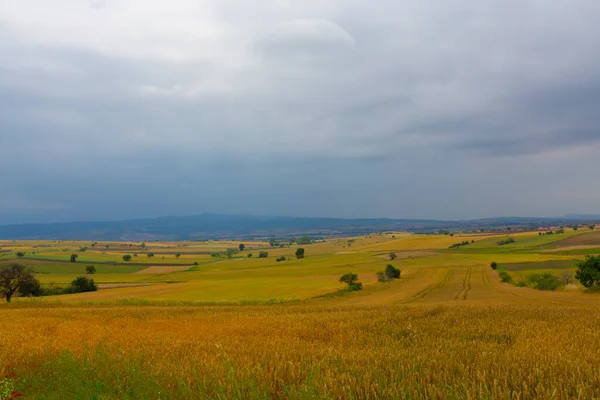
[1,0,600,222]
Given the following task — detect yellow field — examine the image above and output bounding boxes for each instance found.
[1,229,600,398]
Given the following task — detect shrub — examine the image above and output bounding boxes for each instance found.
[247,253,253,258]
[490,261,497,270]
[389,253,397,260]
[339,273,362,291]
[122,254,132,262]
[385,264,401,279]
[497,237,515,246]
[225,248,237,258]
[276,256,287,262]
[377,272,386,282]
[147,253,155,258]
[498,271,513,283]
[258,251,269,258]
[86,265,96,274]
[67,276,97,293]
[175,253,181,258]
[526,273,561,291]
[239,243,245,251]
[70,254,78,262]
[295,248,305,259]
[15,251,25,258]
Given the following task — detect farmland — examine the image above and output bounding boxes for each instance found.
[2,228,600,398]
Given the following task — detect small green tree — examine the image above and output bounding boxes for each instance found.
[141,243,146,248]
[175,253,181,258]
[69,276,97,293]
[147,253,154,258]
[384,264,401,279]
[575,255,600,289]
[389,253,397,260]
[339,273,362,291]
[247,253,253,258]
[295,248,305,259]
[258,251,268,258]
[16,251,25,258]
[239,244,246,251]
[70,254,78,263]
[122,254,132,262]
[86,265,96,274]
[490,261,497,270]
[225,248,237,258]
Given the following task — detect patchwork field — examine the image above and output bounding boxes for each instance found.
[1,228,600,398]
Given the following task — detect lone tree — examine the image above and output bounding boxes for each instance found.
[384,264,401,279]
[239,244,245,252]
[295,248,305,259]
[258,251,269,258]
[86,265,96,274]
[575,256,600,289]
[225,248,236,258]
[147,253,154,258]
[122,254,132,262]
[0,263,38,303]
[69,276,97,293]
[70,254,78,263]
[377,264,401,282]
[16,251,25,258]
[389,253,397,261]
[490,261,498,270]
[175,253,181,258]
[339,273,363,291]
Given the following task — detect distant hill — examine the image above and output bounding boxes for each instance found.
[0,213,598,241]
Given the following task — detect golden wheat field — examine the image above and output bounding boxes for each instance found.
[1,229,600,399]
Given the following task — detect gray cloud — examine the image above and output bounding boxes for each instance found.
[1,0,600,223]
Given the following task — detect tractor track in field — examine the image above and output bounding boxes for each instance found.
[406,268,424,281]
[454,267,472,301]
[398,268,454,304]
[481,266,522,297]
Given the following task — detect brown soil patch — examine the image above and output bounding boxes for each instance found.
[134,266,191,274]
[543,231,600,248]
[540,245,600,253]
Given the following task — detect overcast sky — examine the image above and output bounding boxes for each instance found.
[1,0,600,224]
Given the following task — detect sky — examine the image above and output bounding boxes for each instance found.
[1,0,600,224]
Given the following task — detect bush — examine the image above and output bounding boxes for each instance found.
[258,251,269,258]
[18,275,42,297]
[525,273,561,291]
[16,251,25,258]
[86,265,96,274]
[122,254,132,262]
[276,256,287,262]
[70,254,78,262]
[497,237,515,246]
[295,248,305,259]
[67,276,97,293]
[490,261,497,270]
[247,253,253,258]
[498,271,513,283]
[339,273,362,291]
[385,264,401,279]
[389,253,397,260]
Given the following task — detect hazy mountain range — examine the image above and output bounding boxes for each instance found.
[1,214,599,241]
